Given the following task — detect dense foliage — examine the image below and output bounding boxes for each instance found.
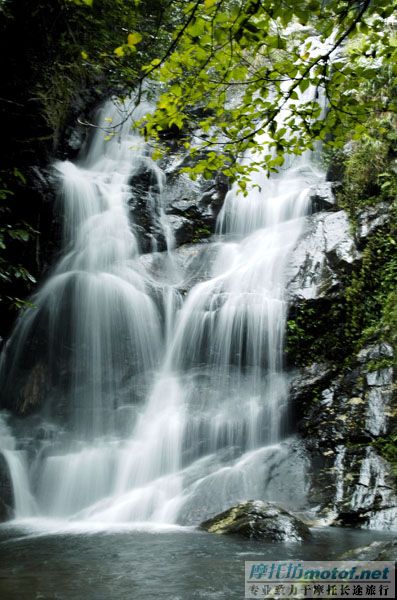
[124,0,397,187]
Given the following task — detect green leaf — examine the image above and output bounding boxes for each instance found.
[127,32,142,46]
[114,46,125,57]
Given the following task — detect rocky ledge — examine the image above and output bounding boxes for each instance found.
[340,540,397,561]
[200,501,311,542]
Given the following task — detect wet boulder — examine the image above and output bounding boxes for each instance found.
[128,166,168,253]
[128,170,228,252]
[200,501,311,542]
[167,214,197,247]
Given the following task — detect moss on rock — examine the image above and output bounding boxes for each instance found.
[200,501,311,542]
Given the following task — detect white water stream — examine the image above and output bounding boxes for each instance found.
[0,97,324,526]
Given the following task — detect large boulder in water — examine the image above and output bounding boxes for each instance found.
[200,501,311,542]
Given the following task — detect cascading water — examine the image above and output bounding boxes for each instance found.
[0,94,324,526]
[0,414,36,517]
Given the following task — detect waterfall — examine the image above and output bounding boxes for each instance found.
[0,414,36,517]
[0,95,324,525]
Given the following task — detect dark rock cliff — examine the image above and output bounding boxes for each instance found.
[286,173,397,529]
[0,1,106,338]
[0,453,14,522]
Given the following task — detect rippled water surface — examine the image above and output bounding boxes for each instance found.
[0,523,393,599]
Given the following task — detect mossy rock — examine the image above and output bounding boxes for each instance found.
[200,500,311,542]
[339,540,397,561]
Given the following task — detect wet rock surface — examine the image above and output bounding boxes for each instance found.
[285,172,397,531]
[0,454,14,522]
[200,501,311,542]
[356,202,393,244]
[128,151,228,253]
[334,459,397,530]
[340,540,397,561]
[291,342,397,529]
[287,210,360,302]
[164,174,228,247]
[292,341,397,528]
[310,181,338,213]
[298,343,395,446]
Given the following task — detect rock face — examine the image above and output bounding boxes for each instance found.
[290,340,397,529]
[128,156,228,254]
[340,540,397,561]
[0,453,14,522]
[287,209,360,302]
[309,181,338,213]
[289,319,397,528]
[356,202,392,243]
[298,343,395,447]
[285,178,397,530]
[200,501,311,542]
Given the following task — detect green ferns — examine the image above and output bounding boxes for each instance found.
[342,116,397,358]
[0,172,37,312]
[373,430,397,476]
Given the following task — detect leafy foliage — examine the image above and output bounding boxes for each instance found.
[338,111,397,357]
[373,429,397,475]
[0,172,37,314]
[346,226,397,348]
[122,0,397,186]
[286,299,348,368]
